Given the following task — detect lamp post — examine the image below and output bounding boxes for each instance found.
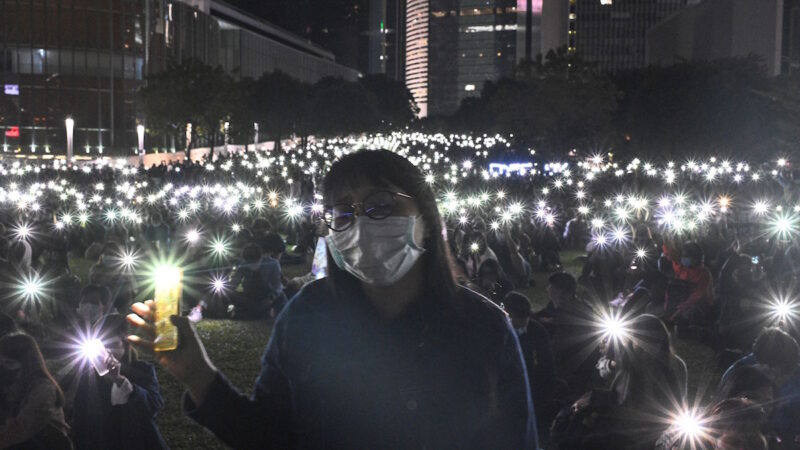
[254,122,259,147]
[137,124,145,166]
[65,117,74,162]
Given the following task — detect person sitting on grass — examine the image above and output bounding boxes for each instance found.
[227,242,286,319]
[70,314,168,450]
[0,333,72,449]
[720,327,800,445]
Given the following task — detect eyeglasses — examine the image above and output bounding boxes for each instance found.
[323,190,413,231]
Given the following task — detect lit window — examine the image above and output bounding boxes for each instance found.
[465,84,476,91]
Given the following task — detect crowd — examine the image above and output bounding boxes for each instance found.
[0,132,798,449]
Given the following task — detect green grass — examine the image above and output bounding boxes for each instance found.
[68,253,720,449]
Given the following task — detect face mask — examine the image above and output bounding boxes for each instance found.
[680,257,694,267]
[326,216,426,287]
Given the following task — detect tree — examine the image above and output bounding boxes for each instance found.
[480,48,620,154]
[359,75,418,129]
[617,56,784,160]
[138,59,236,152]
[251,71,310,150]
[308,77,380,137]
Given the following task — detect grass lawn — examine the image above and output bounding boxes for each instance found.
[69,252,720,449]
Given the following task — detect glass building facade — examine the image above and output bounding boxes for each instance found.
[412,0,525,116]
[572,0,686,72]
[0,0,359,157]
[0,0,221,156]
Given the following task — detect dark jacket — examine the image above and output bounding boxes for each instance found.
[184,280,539,449]
[71,361,168,450]
[517,319,556,406]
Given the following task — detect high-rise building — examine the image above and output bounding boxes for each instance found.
[407,0,538,117]
[0,0,359,156]
[647,0,785,77]
[406,0,430,116]
[571,0,687,72]
[784,0,800,73]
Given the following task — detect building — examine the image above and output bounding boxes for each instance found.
[408,0,536,117]
[783,0,800,73]
[647,0,785,77]
[0,0,359,156]
[406,0,430,116]
[569,0,687,72]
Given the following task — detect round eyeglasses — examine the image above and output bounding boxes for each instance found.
[323,190,413,232]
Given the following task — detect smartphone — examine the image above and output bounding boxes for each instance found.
[154,266,183,352]
[89,344,110,377]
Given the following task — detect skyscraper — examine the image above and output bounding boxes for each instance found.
[407,0,538,117]
[784,0,800,73]
[647,0,785,77]
[573,0,687,72]
[406,0,430,116]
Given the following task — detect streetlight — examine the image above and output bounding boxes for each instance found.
[137,124,145,166]
[65,117,74,162]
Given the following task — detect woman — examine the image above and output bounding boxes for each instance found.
[551,314,687,450]
[70,314,168,450]
[128,150,538,449]
[611,314,688,409]
[0,333,72,449]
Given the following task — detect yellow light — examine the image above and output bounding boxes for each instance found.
[153,266,182,352]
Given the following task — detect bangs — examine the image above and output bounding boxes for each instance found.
[323,150,426,204]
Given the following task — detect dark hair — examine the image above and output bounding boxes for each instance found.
[548,272,577,297]
[322,150,458,305]
[0,333,65,408]
[242,243,263,264]
[502,291,532,318]
[262,233,286,255]
[710,397,768,435]
[717,365,775,403]
[752,327,800,374]
[616,314,681,407]
[99,313,137,363]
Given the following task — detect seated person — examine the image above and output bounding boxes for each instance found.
[661,241,713,327]
[502,291,556,438]
[228,242,287,319]
[76,284,115,326]
[70,314,168,449]
[89,242,136,311]
[720,327,800,445]
[476,259,514,304]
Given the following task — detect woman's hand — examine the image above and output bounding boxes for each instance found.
[127,300,218,405]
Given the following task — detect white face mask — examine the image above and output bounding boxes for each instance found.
[326,216,426,287]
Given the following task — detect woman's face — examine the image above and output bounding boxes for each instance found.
[332,184,420,221]
[106,337,125,360]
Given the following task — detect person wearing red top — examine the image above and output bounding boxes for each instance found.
[662,241,714,323]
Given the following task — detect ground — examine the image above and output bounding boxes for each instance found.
[68,251,720,449]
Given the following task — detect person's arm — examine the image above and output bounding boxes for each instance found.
[184,321,293,449]
[0,382,60,449]
[675,270,712,315]
[113,363,165,417]
[128,302,292,449]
